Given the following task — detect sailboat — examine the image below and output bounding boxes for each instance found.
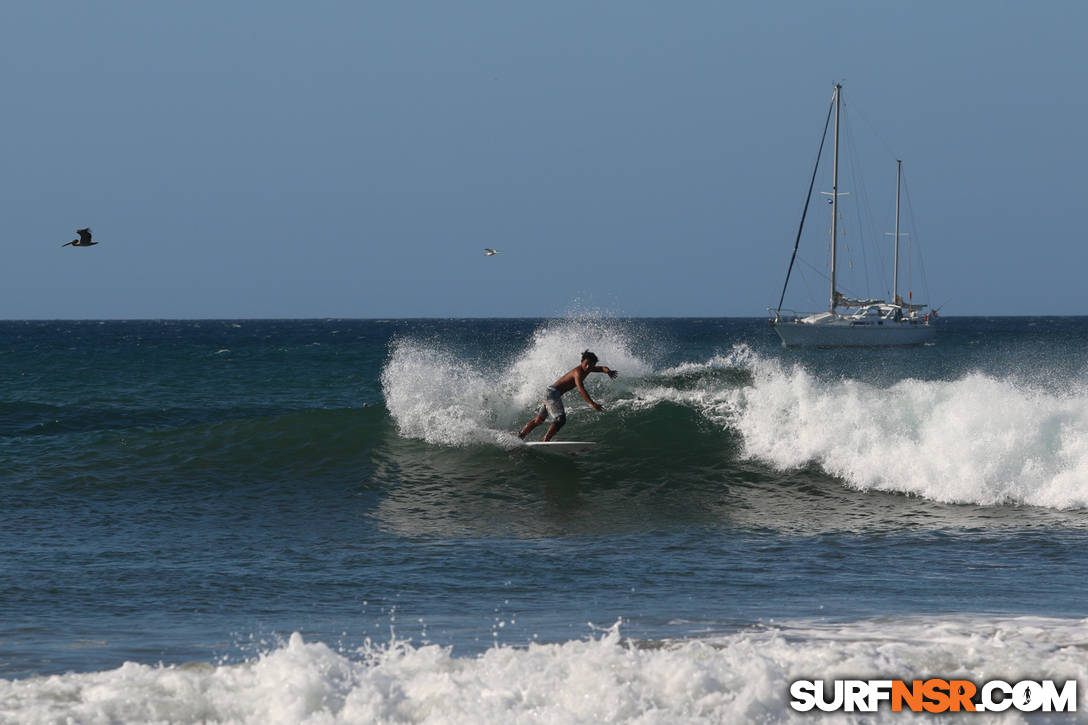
[770,84,935,347]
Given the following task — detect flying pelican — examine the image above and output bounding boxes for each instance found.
[484,248,499,256]
[62,228,97,247]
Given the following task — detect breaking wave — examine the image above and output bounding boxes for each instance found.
[383,317,1088,510]
[650,347,1088,509]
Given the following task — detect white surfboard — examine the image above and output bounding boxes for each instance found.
[524,441,596,456]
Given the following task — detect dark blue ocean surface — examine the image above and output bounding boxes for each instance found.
[3,318,1088,722]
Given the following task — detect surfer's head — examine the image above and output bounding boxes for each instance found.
[581,350,598,367]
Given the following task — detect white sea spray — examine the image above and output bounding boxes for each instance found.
[381,317,652,448]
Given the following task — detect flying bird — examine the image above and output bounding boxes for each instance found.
[62,228,97,247]
[484,248,499,256]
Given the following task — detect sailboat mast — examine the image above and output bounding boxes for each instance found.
[893,159,902,305]
[829,83,841,313]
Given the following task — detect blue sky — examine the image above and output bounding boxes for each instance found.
[1,1,1085,318]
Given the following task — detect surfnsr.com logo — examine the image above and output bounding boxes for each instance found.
[789,679,1077,714]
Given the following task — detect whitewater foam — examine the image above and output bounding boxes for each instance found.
[732,353,1088,509]
[4,618,1086,724]
[625,345,1088,510]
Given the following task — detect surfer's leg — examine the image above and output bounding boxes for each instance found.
[540,391,566,441]
[518,413,545,438]
[542,413,566,441]
[519,400,549,439]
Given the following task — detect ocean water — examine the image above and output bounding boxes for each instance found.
[3,316,1088,723]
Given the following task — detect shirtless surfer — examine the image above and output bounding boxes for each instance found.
[518,350,618,442]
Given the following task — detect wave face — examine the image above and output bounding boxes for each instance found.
[6,617,1087,724]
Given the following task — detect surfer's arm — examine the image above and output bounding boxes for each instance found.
[591,366,618,379]
[575,375,603,411]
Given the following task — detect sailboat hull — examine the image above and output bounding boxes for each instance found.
[773,320,935,348]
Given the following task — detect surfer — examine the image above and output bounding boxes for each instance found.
[517,350,618,442]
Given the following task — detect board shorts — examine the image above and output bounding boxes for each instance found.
[536,385,565,420]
